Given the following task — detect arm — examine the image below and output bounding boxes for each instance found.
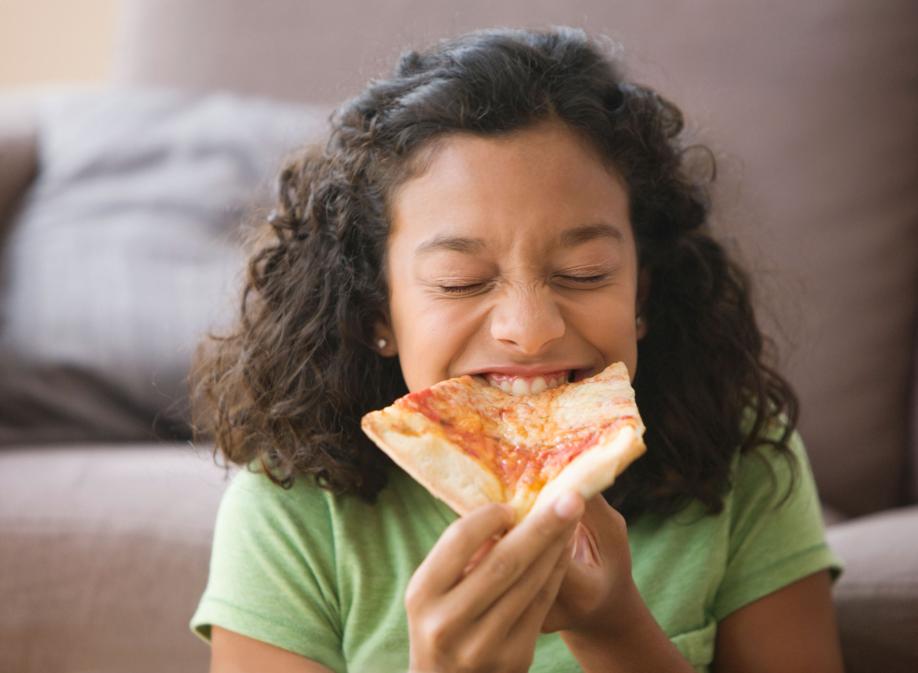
[192,471,348,673]
[210,626,336,673]
[708,433,845,672]
[712,570,844,673]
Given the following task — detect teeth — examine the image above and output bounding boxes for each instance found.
[486,372,568,396]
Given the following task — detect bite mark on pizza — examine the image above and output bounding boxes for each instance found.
[361,361,645,521]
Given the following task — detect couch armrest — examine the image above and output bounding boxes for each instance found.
[826,506,918,673]
[0,91,39,238]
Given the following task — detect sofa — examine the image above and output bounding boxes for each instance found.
[1,1,916,672]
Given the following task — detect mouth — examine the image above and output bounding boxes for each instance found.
[476,368,592,396]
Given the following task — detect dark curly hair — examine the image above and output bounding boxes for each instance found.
[193,26,798,519]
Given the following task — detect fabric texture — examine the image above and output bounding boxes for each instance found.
[0,88,327,445]
[191,430,841,673]
[827,506,918,673]
[0,444,231,673]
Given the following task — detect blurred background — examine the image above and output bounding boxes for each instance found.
[0,0,119,86]
[1,1,916,673]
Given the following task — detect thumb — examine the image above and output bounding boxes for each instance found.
[571,522,601,566]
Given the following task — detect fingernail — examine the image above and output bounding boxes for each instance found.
[554,492,583,520]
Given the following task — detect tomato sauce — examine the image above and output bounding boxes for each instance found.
[403,388,635,494]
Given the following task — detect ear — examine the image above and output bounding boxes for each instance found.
[373,320,398,357]
[636,267,651,339]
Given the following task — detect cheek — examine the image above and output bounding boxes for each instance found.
[566,289,635,329]
[565,292,639,366]
[389,287,481,387]
[398,303,464,348]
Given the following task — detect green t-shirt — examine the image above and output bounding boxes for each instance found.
[191,430,842,672]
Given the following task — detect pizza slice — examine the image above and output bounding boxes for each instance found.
[361,361,645,521]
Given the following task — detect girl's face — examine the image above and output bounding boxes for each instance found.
[382,121,646,395]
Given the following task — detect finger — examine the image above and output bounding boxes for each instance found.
[482,524,572,629]
[411,503,514,595]
[462,534,499,578]
[460,530,575,659]
[571,522,601,566]
[447,492,584,619]
[556,518,618,599]
[514,531,574,636]
[578,493,624,536]
[551,496,629,619]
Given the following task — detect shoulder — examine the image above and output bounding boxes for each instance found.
[212,466,338,553]
[221,465,333,515]
[729,415,811,516]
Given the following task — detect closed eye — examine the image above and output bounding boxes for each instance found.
[556,273,609,286]
[437,282,489,296]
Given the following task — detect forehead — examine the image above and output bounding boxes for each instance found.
[387,122,632,254]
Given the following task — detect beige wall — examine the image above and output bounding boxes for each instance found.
[0,0,119,87]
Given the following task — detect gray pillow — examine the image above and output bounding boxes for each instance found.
[0,88,328,445]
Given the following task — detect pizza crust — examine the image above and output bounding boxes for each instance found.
[526,424,644,518]
[361,407,503,516]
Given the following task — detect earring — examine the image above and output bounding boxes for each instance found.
[376,338,388,350]
[636,315,645,328]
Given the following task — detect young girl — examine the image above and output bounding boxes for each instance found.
[190,26,844,673]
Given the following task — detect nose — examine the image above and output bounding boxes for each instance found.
[489,284,566,355]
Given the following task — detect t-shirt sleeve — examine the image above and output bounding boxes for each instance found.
[190,468,346,672]
[711,429,844,621]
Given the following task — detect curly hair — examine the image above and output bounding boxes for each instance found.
[193,26,799,518]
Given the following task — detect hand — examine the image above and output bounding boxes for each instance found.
[405,494,584,673]
[541,493,636,637]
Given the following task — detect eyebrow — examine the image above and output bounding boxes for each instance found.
[415,234,486,256]
[414,222,624,256]
[559,222,625,247]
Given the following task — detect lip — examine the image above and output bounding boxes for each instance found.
[464,364,592,379]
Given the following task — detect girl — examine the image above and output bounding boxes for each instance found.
[190,26,845,673]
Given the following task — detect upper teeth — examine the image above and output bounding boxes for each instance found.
[485,372,568,396]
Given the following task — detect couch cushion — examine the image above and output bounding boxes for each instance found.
[827,506,918,673]
[0,92,38,239]
[0,89,327,444]
[0,444,232,673]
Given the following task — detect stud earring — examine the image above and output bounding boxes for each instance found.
[636,315,645,328]
[376,338,388,350]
